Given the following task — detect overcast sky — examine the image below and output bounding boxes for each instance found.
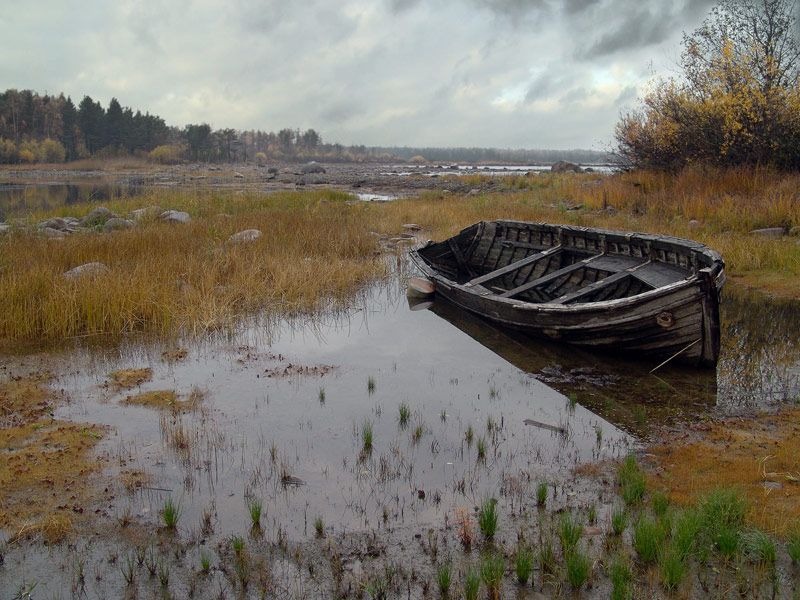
[1,0,718,150]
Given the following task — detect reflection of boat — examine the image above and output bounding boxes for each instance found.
[410,221,725,367]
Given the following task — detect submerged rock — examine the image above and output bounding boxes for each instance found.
[227,229,263,244]
[63,262,110,279]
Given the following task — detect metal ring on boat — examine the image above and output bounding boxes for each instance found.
[656,312,674,327]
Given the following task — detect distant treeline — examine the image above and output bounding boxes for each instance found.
[0,88,606,165]
[370,146,612,164]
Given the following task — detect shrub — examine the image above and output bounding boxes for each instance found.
[150,144,185,164]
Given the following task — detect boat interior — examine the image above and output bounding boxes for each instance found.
[417,221,718,305]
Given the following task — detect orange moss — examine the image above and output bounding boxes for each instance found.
[646,406,800,536]
[0,377,107,541]
[108,367,152,389]
[122,389,179,409]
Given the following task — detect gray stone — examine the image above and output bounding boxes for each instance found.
[0,222,9,234]
[467,188,481,196]
[233,172,244,178]
[81,206,116,227]
[402,223,421,232]
[128,206,162,222]
[41,227,66,238]
[299,161,326,174]
[551,161,582,173]
[103,218,134,232]
[227,229,263,244]
[160,210,191,224]
[38,217,71,231]
[267,167,279,174]
[748,227,786,238]
[789,226,800,237]
[688,219,702,229]
[63,262,110,279]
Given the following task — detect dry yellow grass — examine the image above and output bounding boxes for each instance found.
[2,169,798,344]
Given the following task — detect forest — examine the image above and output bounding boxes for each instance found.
[0,88,609,166]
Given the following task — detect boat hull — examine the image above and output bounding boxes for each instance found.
[410,221,724,367]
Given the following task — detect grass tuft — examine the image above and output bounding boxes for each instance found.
[478,497,498,540]
[162,496,181,529]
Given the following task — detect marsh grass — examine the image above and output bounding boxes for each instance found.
[609,555,633,600]
[536,481,548,506]
[479,552,504,600]
[787,523,800,562]
[658,543,687,592]
[565,549,591,591]
[435,561,452,596]
[162,497,181,529]
[515,542,535,584]
[361,420,374,451]
[611,505,627,536]
[557,511,583,555]
[478,497,498,540]
[633,514,665,562]
[617,455,646,506]
[398,402,410,427]
[462,565,480,600]
[246,496,263,527]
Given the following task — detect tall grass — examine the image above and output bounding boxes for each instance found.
[4,167,799,344]
[0,190,387,342]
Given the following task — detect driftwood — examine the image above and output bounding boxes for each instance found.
[523,418,567,435]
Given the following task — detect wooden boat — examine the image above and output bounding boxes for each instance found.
[410,221,726,367]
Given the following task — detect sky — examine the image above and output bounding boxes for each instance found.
[1,0,718,150]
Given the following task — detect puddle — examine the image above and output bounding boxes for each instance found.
[36,278,629,543]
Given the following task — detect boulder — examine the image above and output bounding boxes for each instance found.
[402,223,421,232]
[103,218,134,232]
[227,229,263,244]
[0,222,9,234]
[749,227,786,238]
[299,161,326,174]
[81,206,116,227]
[38,217,71,231]
[789,226,800,237]
[551,161,582,173]
[63,262,110,280]
[688,219,702,229]
[41,227,66,238]
[267,167,279,174]
[128,206,162,222]
[160,210,191,224]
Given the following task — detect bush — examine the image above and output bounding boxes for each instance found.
[0,138,18,163]
[255,151,267,166]
[616,0,800,170]
[41,138,66,163]
[150,144,185,164]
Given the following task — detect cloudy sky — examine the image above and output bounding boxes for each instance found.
[2,0,718,150]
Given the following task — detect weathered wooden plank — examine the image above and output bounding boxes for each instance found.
[448,238,476,277]
[551,260,651,305]
[466,246,562,287]
[500,254,603,299]
[633,261,689,288]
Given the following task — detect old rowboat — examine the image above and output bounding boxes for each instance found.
[410,220,726,367]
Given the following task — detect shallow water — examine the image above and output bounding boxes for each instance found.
[46,277,631,543]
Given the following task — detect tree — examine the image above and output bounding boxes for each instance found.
[60,96,79,159]
[616,0,800,170]
[78,96,106,153]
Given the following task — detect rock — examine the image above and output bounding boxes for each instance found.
[748,227,786,238]
[234,172,244,178]
[81,206,116,227]
[267,167,279,174]
[128,206,162,222]
[402,223,421,232]
[467,188,481,196]
[160,210,191,224]
[63,262,110,280]
[582,525,603,537]
[0,222,9,234]
[789,226,800,237]
[103,218,134,232]
[41,227,66,238]
[227,229,263,244]
[299,161,326,174]
[551,161,582,173]
[38,217,71,231]
[688,219,702,229]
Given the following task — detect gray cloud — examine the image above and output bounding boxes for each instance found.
[0,0,719,149]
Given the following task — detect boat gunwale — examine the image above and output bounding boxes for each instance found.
[411,221,724,312]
